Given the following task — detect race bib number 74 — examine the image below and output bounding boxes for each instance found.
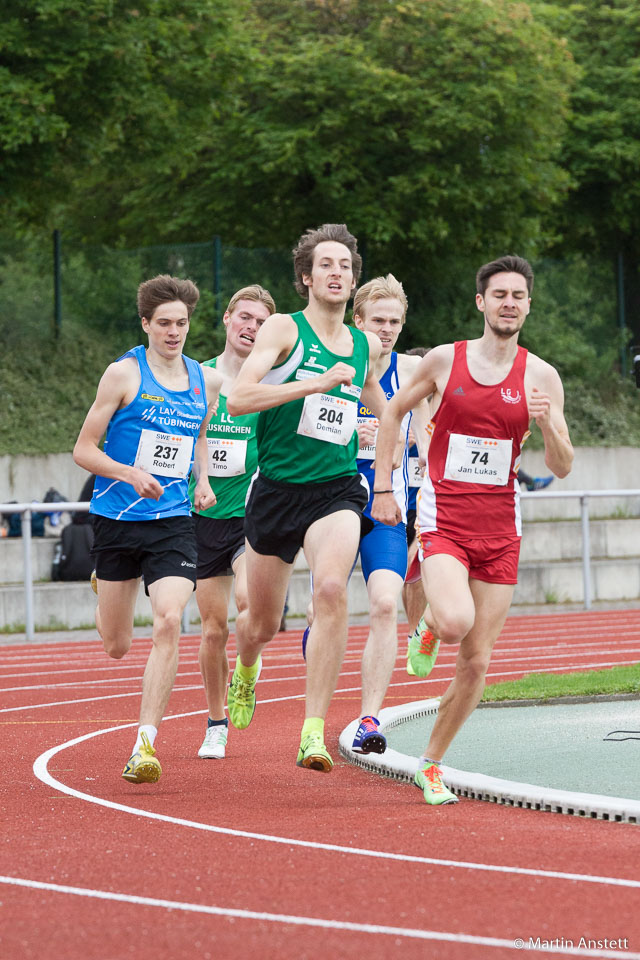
[444,433,512,486]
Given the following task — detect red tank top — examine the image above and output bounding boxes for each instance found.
[420,340,530,538]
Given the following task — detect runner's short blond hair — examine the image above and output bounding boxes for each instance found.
[353,273,408,323]
[226,284,276,316]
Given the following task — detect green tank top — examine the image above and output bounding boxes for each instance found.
[188,357,259,519]
[257,311,370,484]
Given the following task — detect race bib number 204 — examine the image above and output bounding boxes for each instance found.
[297,393,357,446]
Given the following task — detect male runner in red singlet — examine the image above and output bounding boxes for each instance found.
[372,255,573,805]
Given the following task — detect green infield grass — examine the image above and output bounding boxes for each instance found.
[482,663,640,702]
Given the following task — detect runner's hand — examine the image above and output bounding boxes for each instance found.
[129,468,164,500]
[319,363,357,392]
[193,478,216,512]
[528,387,552,428]
[371,491,402,526]
[357,419,378,447]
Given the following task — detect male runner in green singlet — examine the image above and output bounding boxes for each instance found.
[188,285,275,760]
[226,223,387,772]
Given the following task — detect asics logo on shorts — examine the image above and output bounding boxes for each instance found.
[181,561,196,568]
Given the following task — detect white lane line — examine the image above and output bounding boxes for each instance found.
[6,656,638,714]
[1,644,635,693]
[1,876,636,957]
[31,716,640,892]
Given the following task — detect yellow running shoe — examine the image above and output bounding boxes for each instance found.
[296,732,333,772]
[415,762,458,805]
[408,614,440,678]
[122,732,162,784]
[90,569,98,595]
[227,657,261,730]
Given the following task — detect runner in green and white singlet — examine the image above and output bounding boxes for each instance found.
[187,285,275,761]
[226,224,388,773]
[255,309,369,484]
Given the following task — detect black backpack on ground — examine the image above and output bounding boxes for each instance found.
[51,521,94,581]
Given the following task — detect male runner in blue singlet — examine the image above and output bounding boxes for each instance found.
[74,274,221,784]
[350,276,429,754]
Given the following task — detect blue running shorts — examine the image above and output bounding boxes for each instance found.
[359,519,407,584]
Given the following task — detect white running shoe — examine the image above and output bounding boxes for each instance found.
[198,724,228,759]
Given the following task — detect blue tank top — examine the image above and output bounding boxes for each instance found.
[356,351,410,522]
[90,345,207,521]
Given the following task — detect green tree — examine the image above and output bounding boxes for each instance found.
[534,1,640,343]
[0,0,245,226]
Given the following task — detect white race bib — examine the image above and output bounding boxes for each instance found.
[297,393,357,446]
[357,416,378,460]
[134,429,193,478]
[408,456,423,488]
[207,437,247,477]
[444,433,512,486]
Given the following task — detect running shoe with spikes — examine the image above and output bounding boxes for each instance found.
[408,614,440,678]
[198,724,228,759]
[122,731,162,784]
[415,762,458,805]
[352,715,387,754]
[296,732,334,772]
[227,657,261,730]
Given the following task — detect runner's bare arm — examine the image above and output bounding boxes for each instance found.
[399,352,431,466]
[192,367,223,512]
[73,360,164,500]
[527,361,573,479]
[371,349,443,524]
[359,331,387,421]
[227,314,358,415]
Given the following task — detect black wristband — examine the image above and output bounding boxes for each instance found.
[373,489,393,494]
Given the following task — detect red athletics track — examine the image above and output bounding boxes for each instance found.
[1,609,640,960]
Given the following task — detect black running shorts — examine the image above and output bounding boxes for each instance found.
[244,472,368,564]
[91,515,197,593]
[194,514,245,579]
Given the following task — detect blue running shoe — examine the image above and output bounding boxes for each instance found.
[529,475,554,491]
[352,715,386,755]
[302,625,310,661]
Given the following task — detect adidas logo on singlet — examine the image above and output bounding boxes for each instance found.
[453,386,465,396]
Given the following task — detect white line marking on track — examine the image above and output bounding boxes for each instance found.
[31,712,640,892]
[1,875,637,957]
[6,656,638,713]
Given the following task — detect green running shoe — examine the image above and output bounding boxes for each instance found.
[296,732,333,772]
[415,762,458,805]
[406,636,416,676]
[227,657,261,730]
[122,731,162,784]
[408,614,440,678]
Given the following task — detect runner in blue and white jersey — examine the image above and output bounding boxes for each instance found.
[350,275,429,755]
[74,274,221,784]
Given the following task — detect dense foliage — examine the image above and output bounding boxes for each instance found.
[2,0,640,453]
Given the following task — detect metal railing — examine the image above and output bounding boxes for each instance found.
[2,490,640,641]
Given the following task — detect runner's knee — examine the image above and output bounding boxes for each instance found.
[369,590,398,621]
[152,608,182,642]
[313,576,347,613]
[436,610,474,645]
[201,617,229,651]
